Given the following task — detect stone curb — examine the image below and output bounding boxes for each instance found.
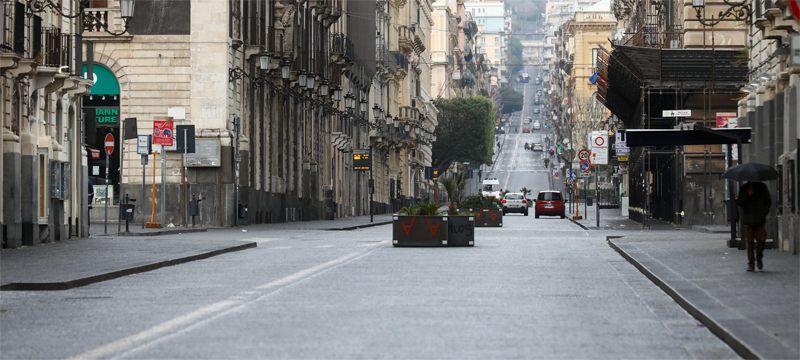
[325,220,393,231]
[0,242,257,291]
[114,228,210,237]
[567,217,590,230]
[606,236,759,360]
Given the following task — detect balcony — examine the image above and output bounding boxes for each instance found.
[330,33,355,65]
[83,7,127,36]
[399,106,420,123]
[398,25,414,54]
[40,28,73,69]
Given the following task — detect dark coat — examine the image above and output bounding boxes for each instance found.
[736,182,771,226]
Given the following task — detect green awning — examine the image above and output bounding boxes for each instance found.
[82,64,120,95]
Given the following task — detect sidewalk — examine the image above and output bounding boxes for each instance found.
[570,205,799,359]
[1,214,393,291]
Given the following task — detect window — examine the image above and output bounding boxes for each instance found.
[591,48,599,70]
[87,0,108,8]
[537,192,563,201]
[55,100,63,144]
[10,84,19,135]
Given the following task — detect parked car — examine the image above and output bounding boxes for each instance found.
[533,120,541,130]
[522,127,531,133]
[532,143,543,152]
[534,191,566,218]
[502,192,528,216]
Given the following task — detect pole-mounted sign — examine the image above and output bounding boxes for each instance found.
[353,149,371,171]
[104,133,115,155]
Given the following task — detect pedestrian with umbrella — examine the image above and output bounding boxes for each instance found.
[723,162,777,272]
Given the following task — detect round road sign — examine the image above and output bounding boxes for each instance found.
[580,160,591,173]
[104,133,115,155]
[578,149,590,161]
[594,136,605,147]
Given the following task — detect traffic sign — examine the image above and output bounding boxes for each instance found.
[104,133,115,155]
[567,169,577,180]
[153,119,174,146]
[580,160,591,173]
[578,149,591,162]
[552,169,560,179]
[590,131,609,165]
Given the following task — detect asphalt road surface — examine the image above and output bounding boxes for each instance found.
[0,217,738,359]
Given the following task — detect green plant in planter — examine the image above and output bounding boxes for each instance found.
[461,195,501,210]
[398,206,419,216]
[417,202,441,216]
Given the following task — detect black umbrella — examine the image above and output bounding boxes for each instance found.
[721,162,778,181]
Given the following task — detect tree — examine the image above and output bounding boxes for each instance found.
[507,37,524,76]
[432,97,496,166]
[500,86,523,114]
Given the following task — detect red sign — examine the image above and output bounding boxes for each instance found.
[104,133,115,155]
[715,112,737,128]
[578,149,591,162]
[790,0,800,21]
[153,120,174,146]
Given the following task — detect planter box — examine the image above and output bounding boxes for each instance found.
[472,208,503,227]
[447,215,475,247]
[392,215,449,247]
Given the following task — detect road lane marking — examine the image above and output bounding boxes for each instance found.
[314,245,335,249]
[70,249,380,360]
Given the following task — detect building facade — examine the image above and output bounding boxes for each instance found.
[2,0,90,248]
[738,1,799,252]
[465,0,507,81]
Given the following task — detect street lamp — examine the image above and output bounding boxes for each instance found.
[298,70,308,89]
[385,112,393,125]
[28,0,136,36]
[692,0,751,26]
[360,98,368,113]
[319,80,329,97]
[258,53,271,71]
[344,92,355,110]
[332,86,342,101]
[280,59,292,80]
[307,73,316,90]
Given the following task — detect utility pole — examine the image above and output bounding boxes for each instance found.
[595,167,600,228]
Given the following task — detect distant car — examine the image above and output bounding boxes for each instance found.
[524,117,532,124]
[532,143,543,152]
[522,127,531,133]
[533,108,541,115]
[502,192,529,216]
[533,120,541,130]
[534,191,566,218]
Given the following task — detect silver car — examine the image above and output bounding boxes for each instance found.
[502,192,529,216]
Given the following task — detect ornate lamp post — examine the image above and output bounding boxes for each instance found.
[28,0,136,36]
[692,0,752,26]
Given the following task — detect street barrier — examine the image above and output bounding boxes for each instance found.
[472,208,503,227]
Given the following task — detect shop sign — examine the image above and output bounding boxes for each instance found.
[95,107,118,124]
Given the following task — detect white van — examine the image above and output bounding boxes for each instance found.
[481,178,501,199]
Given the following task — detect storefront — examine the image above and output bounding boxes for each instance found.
[82,64,121,205]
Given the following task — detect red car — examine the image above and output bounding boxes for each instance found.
[534,191,566,218]
[522,127,531,133]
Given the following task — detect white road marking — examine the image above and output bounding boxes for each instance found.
[270,246,293,250]
[314,245,335,249]
[70,250,377,360]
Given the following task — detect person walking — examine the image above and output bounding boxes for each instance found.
[736,181,772,272]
